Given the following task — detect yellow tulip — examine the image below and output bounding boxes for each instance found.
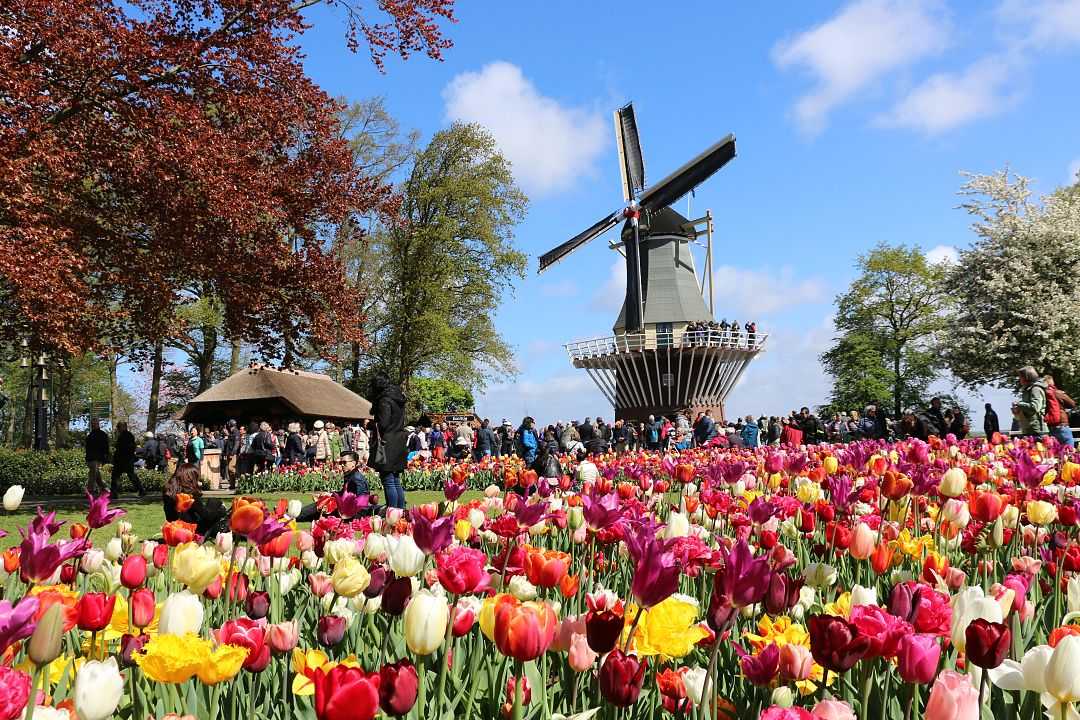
[331,556,370,598]
[1027,500,1058,526]
[1062,461,1079,484]
[823,456,838,475]
[134,634,208,683]
[939,468,968,498]
[171,543,221,595]
[621,596,709,659]
[196,644,248,685]
[455,520,473,542]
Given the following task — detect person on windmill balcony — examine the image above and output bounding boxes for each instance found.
[746,321,757,348]
[730,320,741,348]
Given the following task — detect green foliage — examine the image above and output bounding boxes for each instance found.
[364,122,528,396]
[411,376,474,415]
[0,448,167,496]
[822,243,950,418]
[235,464,496,494]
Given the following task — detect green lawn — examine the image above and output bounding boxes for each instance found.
[0,489,480,548]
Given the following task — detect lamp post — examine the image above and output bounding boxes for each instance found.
[33,352,49,451]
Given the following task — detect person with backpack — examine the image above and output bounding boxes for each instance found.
[515,417,540,464]
[1044,375,1076,447]
[1013,366,1049,438]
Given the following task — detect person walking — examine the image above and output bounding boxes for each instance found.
[983,402,1000,438]
[1013,366,1049,438]
[110,421,144,497]
[515,416,540,465]
[1044,375,1076,448]
[85,418,111,494]
[476,419,497,458]
[370,373,407,510]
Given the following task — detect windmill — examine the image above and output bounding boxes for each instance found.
[538,103,767,422]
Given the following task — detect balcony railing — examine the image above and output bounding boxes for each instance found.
[565,329,768,362]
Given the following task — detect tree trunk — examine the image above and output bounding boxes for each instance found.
[197,324,218,392]
[108,352,119,429]
[53,360,72,448]
[19,370,33,447]
[229,339,241,375]
[893,349,902,419]
[350,341,361,385]
[147,340,163,432]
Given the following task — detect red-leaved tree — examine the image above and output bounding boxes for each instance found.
[0,0,454,360]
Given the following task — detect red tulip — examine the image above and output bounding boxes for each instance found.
[964,619,1010,669]
[585,609,624,654]
[312,664,380,720]
[435,547,491,595]
[120,555,147,589]
[971,492,1005,523]
[130,588,156,630]
[76,592,116,632]
[152,543,169,569]
[493,598,557,662]
[378,660,418,717]
[161,520,197,546]
[807,615,870,673]
[217,617,271,672]
[599,650,647,707]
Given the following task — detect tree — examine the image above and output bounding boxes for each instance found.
[411,377,475,416]
[0,0,455,360]
[821,244,950,418]
[366,122,528,394]
[943,171,1080,390]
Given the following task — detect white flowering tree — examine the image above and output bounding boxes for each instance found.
[944,170,1080,389]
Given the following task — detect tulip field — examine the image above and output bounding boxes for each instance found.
[3,435,1080,720]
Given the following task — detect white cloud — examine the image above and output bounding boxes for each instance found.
[998,0,1080,50]
[926,244,959,265]
[1069,157,1080,185]
[881,56,1018,133]
[772,0,950,133]
[443,62,607,196]
[591,259,626,313]
[712,265,827,317]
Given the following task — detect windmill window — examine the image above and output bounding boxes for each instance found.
[657,322,673,347]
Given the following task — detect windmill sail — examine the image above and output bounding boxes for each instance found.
[537,211,621,273]
[638,134,736,213]
[614,103,645,202]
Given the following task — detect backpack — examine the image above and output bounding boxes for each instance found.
[1046,387,1064,426]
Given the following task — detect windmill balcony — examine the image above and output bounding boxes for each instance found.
[565,328,767,361]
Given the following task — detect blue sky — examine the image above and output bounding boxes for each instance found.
[293,0,1080,424]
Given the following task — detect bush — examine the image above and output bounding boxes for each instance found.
[234,464,499,495]
[0,448,167,497]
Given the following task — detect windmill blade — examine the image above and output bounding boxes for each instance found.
[538,211,621,273]
[614,103,645,202]
[638,134,736,213]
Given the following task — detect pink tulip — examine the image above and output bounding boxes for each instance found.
[897,634,941,684]
[267,620,300,654]
[552,615,587,653]
[778,642,814,681]
[812,700,856,720]
[297,531,315,552]
[944,567,967,590]
[0,666,31,720]
[308,572,333,597]
[760,707,813,720]
[924,670,979,720]
[568,633,597,671]
[849,523,875,560]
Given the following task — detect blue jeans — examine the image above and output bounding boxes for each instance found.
[1052,424,1076,448]
[381,472,405,509]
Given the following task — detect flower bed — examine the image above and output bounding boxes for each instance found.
[1,434,1079,719]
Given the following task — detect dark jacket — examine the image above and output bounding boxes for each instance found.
[983,409,1000,437]
[370,376,407,474]
[477,427,497,455]
[114,429,137,464]
[925,406,947,437]
[285,432,306,464]
[85,428,110,464]
[343,468,370,497]
[141,437,161,468]
[224,428,241,457]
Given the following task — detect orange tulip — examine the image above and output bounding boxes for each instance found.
[524,548,571,588]
[1049,625,1080,647]
[559,574,580,599]
[31,586,79,632]
[971,492,1005,523]
[870,544,894,575]
[881,470,912,500]
[2,548,19,574]
[674,464,695,484]
[175,493,194,513]
[807,467,826,483]
[260,530,294,558]
[230,497,266,534]
[683,496,701,514]
[616,482,636,500]
[921,554,949,584]
[519,470,538,488]
[69,523,89,539]
[162,520,198,546]
[869,455,888,476]
[493,597,557,662]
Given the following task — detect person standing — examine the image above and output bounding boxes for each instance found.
[924,397,948,438]
[313,420,330,465]
[740,415,760,448]
[611,419,628,454]
[1044,375,1076,448]
[85,419,110,494]
[110,421,144,497]
[185,426,204,465]
[1013,366,1049,438]
[370,373,407,510]
[983,403,1000,438]
[515,417,540,464]
[284,422,305,464]
[356,420,371,467]
[476,419,497,458]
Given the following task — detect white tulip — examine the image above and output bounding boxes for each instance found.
[802,563,838,588]
[74,657,123,720]
[277,568,301,595]
[287,499,303,518]
[1045,636,1080,707]
[159,590,205,636]
[682,667,707,705]
[950,586,1003,652]
[323,538,356,565]
[468,508,486,529]
[80,549,104,574]
[29,709,68,720]
[387,535,425,577]
[850,584,877,607]
[987,644,1051,694]
[141,540,158,561]
[3,485,25,511]
[664,511,690,540]
[104,537,123,562]
[215,532,234,555]
[1068,576,1080,615]
[116,520,132,536]
[403,589,449,655]
[508,575,537,601]
[301,550,321,570]
[770,686,794,708]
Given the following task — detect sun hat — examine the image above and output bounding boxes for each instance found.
[314,420,325,429]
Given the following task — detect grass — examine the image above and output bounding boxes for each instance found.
[0,489,482,549]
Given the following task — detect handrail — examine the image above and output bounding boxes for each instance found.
[565,329,768,360]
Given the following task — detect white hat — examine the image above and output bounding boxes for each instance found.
[406,426,416,433]
[144,431,154,439]
[314,420,325,429]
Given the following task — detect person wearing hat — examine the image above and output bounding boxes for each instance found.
[313,420,330,465]
[496,419,513,458]
[140,431,162,474]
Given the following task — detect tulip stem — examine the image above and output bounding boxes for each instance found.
[223,541,239,620]
[417,654,428,718]
[622,607,644,654]
[510,661,524,720]
[22,665,44,720]
[698,632,723,720]
[435,603,455,717]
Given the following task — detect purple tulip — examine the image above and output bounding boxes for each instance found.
[888,583,921,624]
[748,497,777,524]
[31,508,64,536]
[581,491,622,531]
[443,476,467,502]
[335,491,370,519]
[764,573,803,616]
[1013,450,1051,489]
[738,642,780,686]
[707,539,772,632]
[364,566,388,598]
[0,597,39,653]
[624,520,679,608]
[410,512,453,555]
[512,501,548,529]
[247,516,289,546]
[86,491,126,529]
[18,525,89,583]
[316,615,348,647]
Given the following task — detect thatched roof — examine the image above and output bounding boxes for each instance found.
[178,365,372,425]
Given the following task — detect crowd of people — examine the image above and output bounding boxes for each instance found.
[682,319,759,347]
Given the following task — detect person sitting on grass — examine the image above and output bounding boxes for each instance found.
[162,462,227,539]
[296,451,382,522]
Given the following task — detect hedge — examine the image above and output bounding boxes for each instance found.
[235,465,501,495]
[0,448,168,497]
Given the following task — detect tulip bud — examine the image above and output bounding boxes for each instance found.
[70,522,89,539]
[379,660,419,717]
[245,590,270,620]
[120,555,148,590]
[2,484,24,511]
[267,620,300,654]
[104,537,123,562]
[771,686,795,708]
[28,603,65,666]
[317,614,348,647]
[81,549,104,574]
[990,517,1005,548]
[118,632,150,668]
[382,576,413,616]
[130,588,155,629]
[287,499,303,518]
[215,532,234,555]
[599,650,646,707]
